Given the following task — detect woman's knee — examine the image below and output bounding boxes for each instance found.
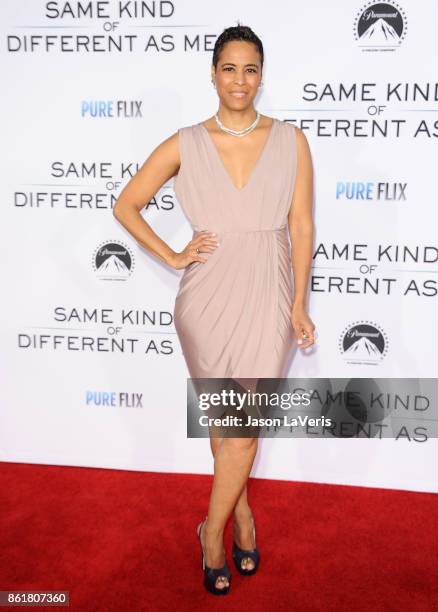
[224,436,258,453]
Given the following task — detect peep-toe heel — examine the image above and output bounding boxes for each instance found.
[196,517,231,595]
[232,516,260,576]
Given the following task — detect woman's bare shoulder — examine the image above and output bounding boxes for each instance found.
[281,122,311,154]
[147,129,180,161]
[136,127,186,180]
[294,125,311,152]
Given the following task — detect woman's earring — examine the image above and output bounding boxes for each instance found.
[211,79,216,88]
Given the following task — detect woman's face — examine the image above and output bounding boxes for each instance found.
[211,40,262,109]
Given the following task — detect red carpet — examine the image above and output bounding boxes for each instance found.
[1,462,437,611]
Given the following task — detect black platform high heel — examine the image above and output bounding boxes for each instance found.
[196,517,231,595]
[232,516,260,576]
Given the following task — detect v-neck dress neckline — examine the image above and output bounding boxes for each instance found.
[198,117,277,193]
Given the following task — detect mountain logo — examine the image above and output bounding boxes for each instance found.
[354,1,407,51]
[338,321,388,365]
[92,240,135,281]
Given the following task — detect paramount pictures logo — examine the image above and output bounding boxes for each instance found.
[338,320,388,365]
[354,1,407,51]
[92,240,135,281]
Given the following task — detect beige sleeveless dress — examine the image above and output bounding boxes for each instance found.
[173,117,297,378]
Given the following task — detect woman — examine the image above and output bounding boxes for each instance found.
[113,25,316,596]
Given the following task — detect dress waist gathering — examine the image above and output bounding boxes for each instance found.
[192,224,288,236]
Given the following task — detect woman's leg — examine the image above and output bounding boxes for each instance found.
[200,377,260,587]
[209,436,257,571]
[210,436,252,522]
[208,376,260,568]
[201,435,258,589]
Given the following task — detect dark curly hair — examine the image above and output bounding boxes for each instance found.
[212,24,264,71]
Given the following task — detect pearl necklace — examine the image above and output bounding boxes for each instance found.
[214,110,261,137]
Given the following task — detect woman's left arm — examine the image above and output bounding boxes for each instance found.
[287,126,316,348]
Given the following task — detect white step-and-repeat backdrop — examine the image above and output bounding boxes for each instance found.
[1,1,437,493]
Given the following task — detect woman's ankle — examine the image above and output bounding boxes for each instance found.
[233,506,253,525]
[204,518,225,539]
